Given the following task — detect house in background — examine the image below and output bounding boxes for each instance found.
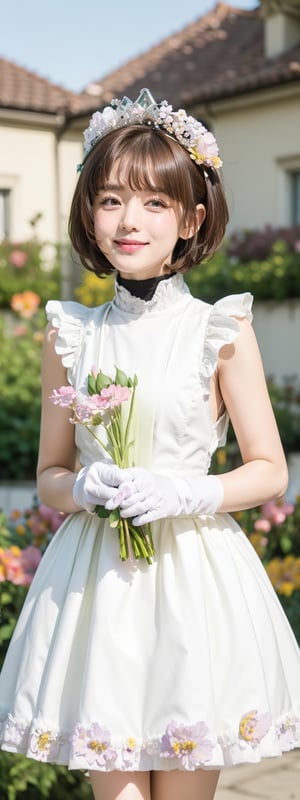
[69,0,300,234]
[0,62,90,243]
[0,0,300,244]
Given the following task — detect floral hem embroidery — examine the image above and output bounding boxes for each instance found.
[0,711,299,768]
[239,710,272,746]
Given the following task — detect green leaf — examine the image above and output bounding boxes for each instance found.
[94,505,109,519]
[96,371,112,392]
[114,366,129,387]
[87,373,97,395]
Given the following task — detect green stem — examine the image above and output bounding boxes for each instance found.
[84,425,112,457]
[128,524,154,563]
[123,382,137,462]
[118,520,127,560]
[123,519,133,560]
[109,414,123,464]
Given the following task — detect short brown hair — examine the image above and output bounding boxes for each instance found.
[69,125,229,276]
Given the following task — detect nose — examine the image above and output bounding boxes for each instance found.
[119,198,140,231]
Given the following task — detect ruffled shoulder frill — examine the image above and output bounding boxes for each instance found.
[45,300,94,381]
[200,292,253,398]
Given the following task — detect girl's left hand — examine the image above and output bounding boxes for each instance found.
[105,467,223,525]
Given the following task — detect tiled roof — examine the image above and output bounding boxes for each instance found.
[1,2,300,120]
[80,2,300,112]
[0,57,90,115]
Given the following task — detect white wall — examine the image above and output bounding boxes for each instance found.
[57,133,83,240]
[0,122,57,241]
[253,299,300,381]
[0,119,83,243]
[214,91,300,232]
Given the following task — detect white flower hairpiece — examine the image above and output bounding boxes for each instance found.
[77,88,222,173]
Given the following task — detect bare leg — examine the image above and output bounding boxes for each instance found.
[151,768,220,800]
[90,770,151,800]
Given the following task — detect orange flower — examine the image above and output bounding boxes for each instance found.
[10,290,40,318]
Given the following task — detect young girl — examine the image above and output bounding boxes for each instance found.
[0,89,299,800]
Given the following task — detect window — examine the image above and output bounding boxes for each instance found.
[291,171,300,225]
[0,189,10,240]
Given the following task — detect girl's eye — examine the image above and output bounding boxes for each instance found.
[147,198,167,209]
[99,196,120,207]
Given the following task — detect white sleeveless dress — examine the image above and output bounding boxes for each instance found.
[0,274,299,772]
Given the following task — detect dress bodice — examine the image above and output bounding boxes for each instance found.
[46,275,253,477]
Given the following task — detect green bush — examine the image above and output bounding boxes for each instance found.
[186,239,300,303]
[0,313,44,480]
[0,241,60,309]
[0,752,92,800]
[0,239,60,479]
[231,496,300,646]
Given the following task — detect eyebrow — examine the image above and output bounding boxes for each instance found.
[98,183,123,190]
[98,182,167,193]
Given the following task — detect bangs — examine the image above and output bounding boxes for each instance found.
[92,126,197,208]
[69,122,228,279]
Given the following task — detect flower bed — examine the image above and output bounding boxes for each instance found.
[233,495,300,645]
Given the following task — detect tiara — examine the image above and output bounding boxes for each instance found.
[78,88,222,172]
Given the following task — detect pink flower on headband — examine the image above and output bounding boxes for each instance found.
[80,88,222,172]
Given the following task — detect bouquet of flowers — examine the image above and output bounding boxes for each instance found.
[50,366,155,564]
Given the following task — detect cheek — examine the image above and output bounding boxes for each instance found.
[93,213,109,242]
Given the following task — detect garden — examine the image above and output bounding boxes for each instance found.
[0,225,300,797]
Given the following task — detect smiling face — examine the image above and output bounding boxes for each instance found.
[69,125,218,278]
[93,163,186,279]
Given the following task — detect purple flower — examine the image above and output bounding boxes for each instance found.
[1,717,28,748]
[239,710,271,745]
[72,723,117,766]
[29,729,58,761]
[276,715,300,750]
[160,720,213,768]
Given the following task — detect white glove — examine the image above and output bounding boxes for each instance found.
[105,467,224,525]
[72,462,123,513]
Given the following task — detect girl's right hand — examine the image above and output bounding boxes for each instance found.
[72,462,123,513]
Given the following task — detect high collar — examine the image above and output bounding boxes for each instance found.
[113,272,190,316]
[117,272,173,301]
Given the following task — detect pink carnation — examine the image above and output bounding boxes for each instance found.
[99,384,131,409]
[50,386,77,406]
[74,395,105,423]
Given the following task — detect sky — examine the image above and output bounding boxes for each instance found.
[0,0,257,94]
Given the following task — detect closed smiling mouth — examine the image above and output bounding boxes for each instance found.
[114,239,148,245]
[114,239,149,252]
